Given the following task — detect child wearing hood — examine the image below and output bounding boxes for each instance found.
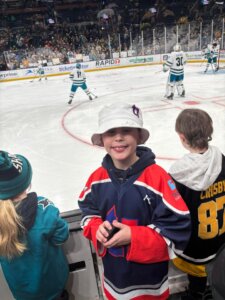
[169,108,225,300]
[78,102,191,299]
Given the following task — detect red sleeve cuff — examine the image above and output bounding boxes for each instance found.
[126,226,170,263]
[83,217,107,257]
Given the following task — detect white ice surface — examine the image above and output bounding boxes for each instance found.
[0,64,225,212]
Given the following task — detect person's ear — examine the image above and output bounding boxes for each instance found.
[178,133,187,144]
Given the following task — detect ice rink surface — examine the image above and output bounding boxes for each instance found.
[0,63,225,212]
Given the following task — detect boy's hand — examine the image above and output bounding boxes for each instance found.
[103,220,131,248]
[96,220,131,248]
[96,220,113,244]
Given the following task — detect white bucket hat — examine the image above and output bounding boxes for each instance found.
[91,103,150,147]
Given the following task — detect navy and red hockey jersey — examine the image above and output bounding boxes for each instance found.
[78,147,191,299]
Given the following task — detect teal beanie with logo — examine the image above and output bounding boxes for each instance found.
[0,151,32,200]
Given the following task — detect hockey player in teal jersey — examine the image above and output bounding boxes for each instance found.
[68,63,96,104]
[36,63,47,81]
[204,41,220,73]
[163,44,187,100]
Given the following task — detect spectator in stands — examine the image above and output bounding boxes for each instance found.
[1,0,225,69]
[0,150,69,300]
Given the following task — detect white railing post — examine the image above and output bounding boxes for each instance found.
[164,26,167,53]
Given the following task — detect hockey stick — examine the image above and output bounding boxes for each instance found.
[164,76,171,98]
[217,48,221,71]
[155,69,163,74]
[200,51,205,67]
[29,69,38,82]
[200,59,207,67]
[63,77,71,83]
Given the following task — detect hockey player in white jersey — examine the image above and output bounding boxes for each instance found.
[163,44,187,100]
[36,63,47,81]
[68,63,96,105]
[204,41,220,73]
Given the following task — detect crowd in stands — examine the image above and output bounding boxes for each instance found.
[0,0,225,70]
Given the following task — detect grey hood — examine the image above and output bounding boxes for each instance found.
[169,145,222,191]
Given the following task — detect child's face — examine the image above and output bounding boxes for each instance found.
[101,127,140,170]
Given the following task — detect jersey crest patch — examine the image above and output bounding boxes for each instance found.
[39,198,54,209]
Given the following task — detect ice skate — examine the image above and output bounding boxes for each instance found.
[180,90,185,97]
[167,93,174,100]
[68,99,72,105]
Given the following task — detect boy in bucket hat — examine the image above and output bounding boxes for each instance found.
[78,103,191,300]
[0,151,69,300]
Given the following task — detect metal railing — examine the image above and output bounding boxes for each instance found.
[3,18,225,70]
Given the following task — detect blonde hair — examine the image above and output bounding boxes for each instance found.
[0,200,27,259]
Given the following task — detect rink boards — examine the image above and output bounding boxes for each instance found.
[0,209,187,300]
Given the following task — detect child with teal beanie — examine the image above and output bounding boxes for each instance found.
[0,151,69,300]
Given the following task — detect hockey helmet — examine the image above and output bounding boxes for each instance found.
[76,63,81,69]
[212,41,217,47]
[173,44,181,51]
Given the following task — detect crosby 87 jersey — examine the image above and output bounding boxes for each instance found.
[172,155,225,266]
